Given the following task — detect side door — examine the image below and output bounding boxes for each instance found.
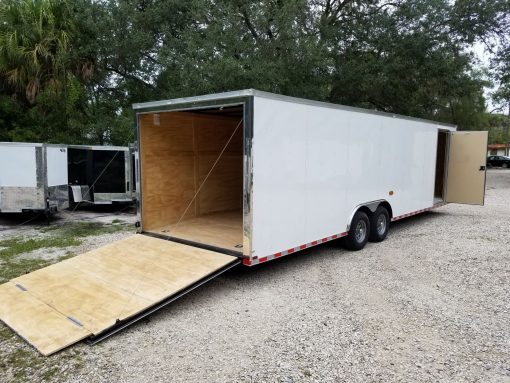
[445,131,488,205]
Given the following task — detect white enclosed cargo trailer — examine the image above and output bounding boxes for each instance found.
[133,89,488,265]
[0,90,488,355]
[0,142,69,214]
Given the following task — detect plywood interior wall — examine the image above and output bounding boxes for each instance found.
[139,111,243,231]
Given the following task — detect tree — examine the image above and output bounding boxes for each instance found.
[0,0,99,143]
[1,0,509,144]
[0,0,80,103]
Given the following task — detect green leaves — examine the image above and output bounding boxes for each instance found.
[0,0,76,104]
[0,0,508,144]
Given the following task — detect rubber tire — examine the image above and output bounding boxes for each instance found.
[503,163,509,169]
[369,206,390,242]
[344,211,370,251]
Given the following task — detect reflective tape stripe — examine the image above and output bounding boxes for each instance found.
[243,203,447,266]
[391,202,446,222]
[243,231,349,266]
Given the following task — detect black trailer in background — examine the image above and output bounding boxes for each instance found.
[67,145,135,206]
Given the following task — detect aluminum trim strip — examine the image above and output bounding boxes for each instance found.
[133,89,456,129]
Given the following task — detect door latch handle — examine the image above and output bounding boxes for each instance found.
[479,165,486,171]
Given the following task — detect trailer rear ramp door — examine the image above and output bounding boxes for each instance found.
[446,131,488,205]
[0,235,239,356]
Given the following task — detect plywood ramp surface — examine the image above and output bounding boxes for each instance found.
[0,235,237,356]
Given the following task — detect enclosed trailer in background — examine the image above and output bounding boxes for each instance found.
[67,145,134,206]
[0,142,69,214]
[0,90,488,356]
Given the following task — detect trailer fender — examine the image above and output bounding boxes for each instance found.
[346,200,393,231]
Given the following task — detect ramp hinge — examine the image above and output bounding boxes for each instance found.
[67,316,84,327]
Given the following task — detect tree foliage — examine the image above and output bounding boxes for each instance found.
[0,0,509,144]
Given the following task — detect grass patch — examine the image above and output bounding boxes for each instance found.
[0,237,80,281]
[0,221,133,281]
[0,321,84,382]
[0,324,14,342]
[0,222,131,380]
[60,221,131,238]
[42,366,59,381]
[0,237,80,258]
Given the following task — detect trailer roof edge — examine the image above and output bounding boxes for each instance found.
[67,144,130,151]
[132,89,457,129]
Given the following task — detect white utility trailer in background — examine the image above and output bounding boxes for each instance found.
[0,90,488,356]
[0,142,69,214]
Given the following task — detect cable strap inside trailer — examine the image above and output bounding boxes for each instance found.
[171,118,243,231]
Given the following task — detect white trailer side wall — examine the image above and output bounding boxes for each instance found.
[0,145,37,187]
[251,96,445,258]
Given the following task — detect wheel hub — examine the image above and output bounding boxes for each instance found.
[376,214,387,235]
[355,220,367,243]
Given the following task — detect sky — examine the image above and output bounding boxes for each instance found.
[471,42,501,113]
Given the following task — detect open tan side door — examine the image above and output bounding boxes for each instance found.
[446,131,488,205]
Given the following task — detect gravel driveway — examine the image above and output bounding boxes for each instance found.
[2,170,510,382]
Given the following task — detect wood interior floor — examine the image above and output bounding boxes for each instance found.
[148,210,243,253]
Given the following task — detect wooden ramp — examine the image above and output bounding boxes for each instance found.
[0,235,238,356]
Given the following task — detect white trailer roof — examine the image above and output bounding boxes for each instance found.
[67,144,129,151]
[132,89,456,128]
[0,142,44,147]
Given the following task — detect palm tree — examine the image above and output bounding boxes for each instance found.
[0,0,76,104]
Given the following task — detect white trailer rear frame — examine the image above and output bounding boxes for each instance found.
[0,142,69,214]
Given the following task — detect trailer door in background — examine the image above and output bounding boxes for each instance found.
[446,131,488,205]
[46,146,68,187]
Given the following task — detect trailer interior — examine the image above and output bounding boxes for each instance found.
[68,147,127,202]
[434,130,448,204]
[138,106,244,254]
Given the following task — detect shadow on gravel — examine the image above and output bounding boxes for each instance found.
[98,208,450,343]
[0,212,51,227]
[232,210,448,277]
[389,210,447,233]
[0,203,136,230]
[132,211,447,322]
[69,202,136,214]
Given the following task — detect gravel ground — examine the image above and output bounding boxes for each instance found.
[1,171,510,382]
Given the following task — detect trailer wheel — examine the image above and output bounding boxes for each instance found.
[369,206,390,242]
[344,211,370,250]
